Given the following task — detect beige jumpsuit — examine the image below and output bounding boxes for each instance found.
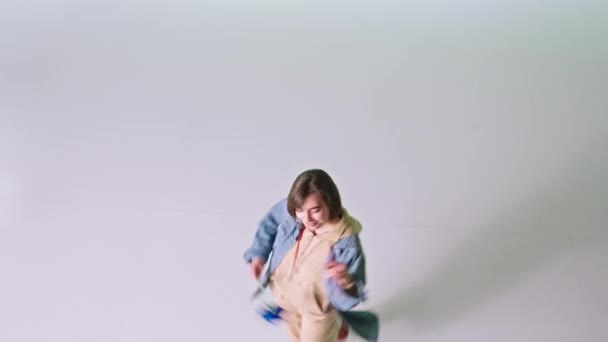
[269,219,351,342]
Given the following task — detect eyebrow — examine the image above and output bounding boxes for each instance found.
[297,206,321,210]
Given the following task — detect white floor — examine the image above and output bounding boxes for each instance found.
[1,170,606,342]
[1,1,607,341]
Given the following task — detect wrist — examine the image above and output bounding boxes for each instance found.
[341,275,356,290]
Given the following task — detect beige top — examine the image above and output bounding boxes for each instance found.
[269,212,356,320]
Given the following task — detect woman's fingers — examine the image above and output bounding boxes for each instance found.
[325,262,347,279]
[250,264,259,279]
[250,258,264,280]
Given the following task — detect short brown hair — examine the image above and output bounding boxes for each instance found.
[287,169,343,220]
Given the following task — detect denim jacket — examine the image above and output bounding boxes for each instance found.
[243,198,380,341]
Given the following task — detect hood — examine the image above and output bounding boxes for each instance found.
[343,209,363,235]
[317,208,362,243]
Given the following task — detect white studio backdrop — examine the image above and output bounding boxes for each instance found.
[1,1,607,341]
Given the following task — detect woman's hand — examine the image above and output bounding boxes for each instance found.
[250,257,264,280]
[325,261,356,293]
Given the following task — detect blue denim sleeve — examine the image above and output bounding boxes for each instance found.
[325,238,368,312]
[243,198,287,264]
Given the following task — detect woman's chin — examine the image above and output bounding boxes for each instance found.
[306,223,319,230]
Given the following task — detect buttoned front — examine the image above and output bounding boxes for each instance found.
[271,228,331,312]
[269,227,341,341]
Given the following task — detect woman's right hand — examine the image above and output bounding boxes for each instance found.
[250,257,265,280]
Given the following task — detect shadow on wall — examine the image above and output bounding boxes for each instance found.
[376,136,608,331]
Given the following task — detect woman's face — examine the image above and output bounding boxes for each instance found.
[295,192,330,230]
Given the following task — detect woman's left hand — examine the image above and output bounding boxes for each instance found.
[325,261,355,290]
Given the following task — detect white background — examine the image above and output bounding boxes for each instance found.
[1,1,607,341]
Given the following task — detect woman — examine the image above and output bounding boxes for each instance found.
[244,169,379,341]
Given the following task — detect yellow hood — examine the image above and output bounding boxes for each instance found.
[317,208,362,243]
